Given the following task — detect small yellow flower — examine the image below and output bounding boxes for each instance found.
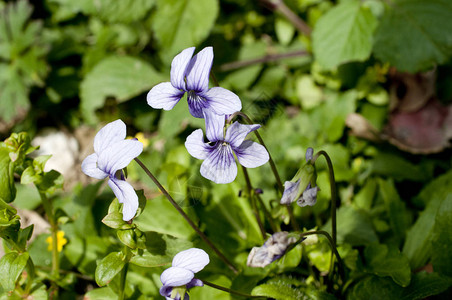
[46,231,68,252]
[134,132,149,149]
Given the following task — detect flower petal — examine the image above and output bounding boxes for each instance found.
[147,82,184,110]
[172,248,210,273]
[280,180,300,205]
[305,147,314,162]
[81,153,108,179]
[235,140,269,168]
[160,266,194,287]
[224,121,260,149]
[204,110,225,142]
[94,120,126,153]
[186,278,204,289]
[201,87,242,116]
[108,178,139,221]
[185,129,211,160]
[187,91,210,118]
[185,47,213,92]
[297,186,319,207]
[97,140,143,175]
[200,144,237,184]
[171,47,195,90]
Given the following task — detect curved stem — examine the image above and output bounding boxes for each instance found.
[229,112,283,192]
[299,230,345,281]
[256,194,279,233]
[312,151,337,246]
[242,166,267,239]
[203,280,267,299]
[230,112,300,231]
[134,158,238,274]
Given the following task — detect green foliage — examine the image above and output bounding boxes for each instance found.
[364,243,411,287]
[0,252,29,292]
[95,252,126,286]
[373,0,452,72]
[153,0,219,62]
[0,0,48,122]
[1,0,452,298]
[312,1,377,68]
[431,195,452,277]
[80,56,164,123]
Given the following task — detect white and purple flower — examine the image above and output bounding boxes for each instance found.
[160,248,209,300]
[185,110,269,184]
[81,120,143,221]
[247,232,297,268]
[147,47,242,118]
[280,147,319,207]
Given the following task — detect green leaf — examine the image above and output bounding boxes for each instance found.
[129,231,192,267]
[402,195,443,270]
[431,194,452,277]
[364,243,411,287]
[0,148,15,203]
[370,152,428,182]
[325,206,378,246]
[350,272,452,300]
[80,56,163,123]
[354,178,377,211]
[117,228,146,250]
[400,271,452,300]
[415,169,452,207]
[373,0,452,72]
[377,179,410,241]
[312,1,377,68]
[84,287,117,299]
[251,280,305,300]
[0,252,29,292]
[102,212,133,230]
[0,0,48,122]
[153,0,219,62]
[95,252,126,287]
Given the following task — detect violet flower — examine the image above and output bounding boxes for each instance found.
[185,110,269,184]
[247,232,297,268]
[147,47,241,118]
[81,120,143,221]
[160,248,209,300]
[280,147,319,207]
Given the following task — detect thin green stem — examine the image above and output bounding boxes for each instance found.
[256,194,279,232]
[134,158,238,274]
[203,280,267,299]
[118,262,128,300]
[229,112,300,231]
[299,230,345,281]
[312,151,337,246]
[242,166,267,239]
[39,191,59,296]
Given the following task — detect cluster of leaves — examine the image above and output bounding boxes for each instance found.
[0,0,452,299]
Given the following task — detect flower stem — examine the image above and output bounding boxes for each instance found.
[299,230,345,281]
[312,151,337,246]
[256,194,280,232]
[39,191,59,295]
[242,166,267,240]
[134,158,238,274]
[230,112,300,231]
[202,280,267,299]
[118,262,128,300]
